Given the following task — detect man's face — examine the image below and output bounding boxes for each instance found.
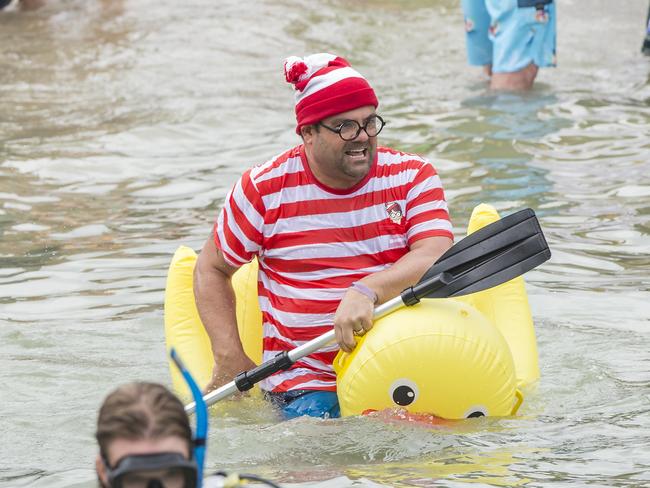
[303,105,378,188]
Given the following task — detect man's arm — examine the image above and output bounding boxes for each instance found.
[333,235,453,352]
[193,237,257,392]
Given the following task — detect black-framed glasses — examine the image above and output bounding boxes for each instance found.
[318,114,386,141]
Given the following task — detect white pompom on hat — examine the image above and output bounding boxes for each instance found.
[283,53,379,134]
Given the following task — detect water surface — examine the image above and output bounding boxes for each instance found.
[1,0,649,486]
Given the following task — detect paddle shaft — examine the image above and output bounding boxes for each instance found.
[184,293,406,414]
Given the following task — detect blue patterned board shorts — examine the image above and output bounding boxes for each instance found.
[461,0,556,73]
[264,389,341,420]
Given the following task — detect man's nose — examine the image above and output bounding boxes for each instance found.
[354,127,370,142]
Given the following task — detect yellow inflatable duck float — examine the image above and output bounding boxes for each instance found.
[164,204,539,420]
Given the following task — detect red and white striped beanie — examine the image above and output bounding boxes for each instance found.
[284,53,378,134]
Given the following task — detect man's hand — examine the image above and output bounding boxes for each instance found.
[333,287,376,353]
[331,237,453,353]
[204,351,257,394]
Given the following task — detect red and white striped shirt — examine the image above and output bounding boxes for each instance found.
[214,145,452,392]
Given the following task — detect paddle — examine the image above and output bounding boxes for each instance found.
[184,208,550,414]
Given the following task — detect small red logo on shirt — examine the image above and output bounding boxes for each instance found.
[385,202,403,225]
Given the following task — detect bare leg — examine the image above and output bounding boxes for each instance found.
[490,62,539,91]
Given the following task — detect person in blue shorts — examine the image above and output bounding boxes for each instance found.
[461,0,556,90]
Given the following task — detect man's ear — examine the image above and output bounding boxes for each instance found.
[96,454,109,487]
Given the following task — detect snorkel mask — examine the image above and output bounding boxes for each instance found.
[102,350,208,488]
[104,452,197,488]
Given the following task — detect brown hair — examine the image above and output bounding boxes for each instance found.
[95,382,192,461]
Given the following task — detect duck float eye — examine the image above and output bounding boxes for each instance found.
[389,379,419,406]
[464,406,488,418]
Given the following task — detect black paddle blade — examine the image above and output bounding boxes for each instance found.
[401,208,550,304]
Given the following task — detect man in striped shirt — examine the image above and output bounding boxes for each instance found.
[194,53,454,419]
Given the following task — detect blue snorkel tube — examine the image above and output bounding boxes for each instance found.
[170,348,207,488]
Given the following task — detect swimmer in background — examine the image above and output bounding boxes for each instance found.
[95,382,198,488]
[95,381,282,487]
